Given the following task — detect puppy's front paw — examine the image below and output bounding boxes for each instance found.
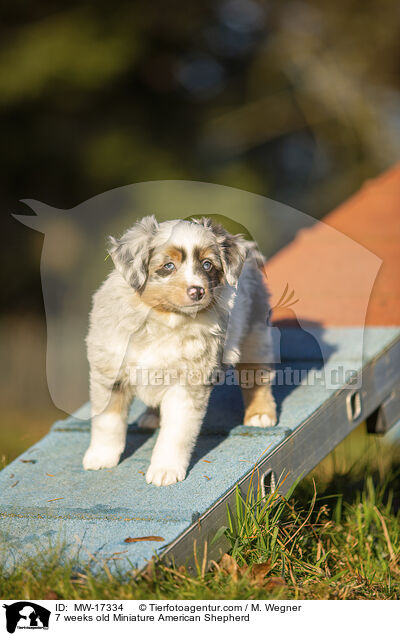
[146,463,186,486]
[83,445,122,470]
[245,413,277,428]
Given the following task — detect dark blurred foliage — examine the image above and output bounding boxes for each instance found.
[1,0,400,317]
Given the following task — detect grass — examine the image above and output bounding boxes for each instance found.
[1,423,400,600]
[0,408,59,466]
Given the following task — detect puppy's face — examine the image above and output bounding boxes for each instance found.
[141,237,223,314]
[109,217,246,315]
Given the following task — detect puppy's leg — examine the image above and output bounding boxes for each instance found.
[83,380,132,470]
[238,324,277,428]
[137,407,160,430]
[146,385,210,486]
[238,363,276,427]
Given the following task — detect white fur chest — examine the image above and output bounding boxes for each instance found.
[125,318,220,374]
[123,317,221,407]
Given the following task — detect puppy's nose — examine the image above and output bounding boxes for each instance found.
[187,286,205,301]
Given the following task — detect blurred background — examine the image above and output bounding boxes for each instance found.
[1,0,400,463]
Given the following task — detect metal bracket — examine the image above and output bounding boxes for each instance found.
[366,389,400,435]
[346,390,362,422]
[261,469,277,498]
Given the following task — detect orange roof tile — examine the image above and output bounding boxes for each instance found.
[267,164,400,326]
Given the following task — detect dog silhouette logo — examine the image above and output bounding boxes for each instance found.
[13,183,380,415]
[3,602,50,633]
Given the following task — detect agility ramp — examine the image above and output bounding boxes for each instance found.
[1,166,400,573]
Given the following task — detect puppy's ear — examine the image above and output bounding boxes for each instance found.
[108,215,159,291]
[196,217,246,287]
[218,232,247,287]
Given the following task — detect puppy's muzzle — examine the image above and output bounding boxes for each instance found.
[187,285,205,301]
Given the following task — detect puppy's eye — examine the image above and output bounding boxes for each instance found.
[202,260,213,271]
[163,262,175,272]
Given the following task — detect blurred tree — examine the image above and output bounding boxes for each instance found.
[1,0,399,317]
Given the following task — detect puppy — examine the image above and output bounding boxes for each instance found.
[83,216,277,486]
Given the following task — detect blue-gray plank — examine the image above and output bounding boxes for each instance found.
[1,327,399,573]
